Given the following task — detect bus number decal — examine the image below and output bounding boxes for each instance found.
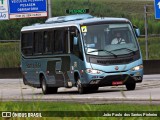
[26,62,41,68]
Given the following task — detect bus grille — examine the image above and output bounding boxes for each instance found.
[97,58,133,65]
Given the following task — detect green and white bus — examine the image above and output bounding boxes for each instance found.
[21,14,143,94]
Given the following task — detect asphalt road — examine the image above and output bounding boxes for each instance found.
[0,74,160,104]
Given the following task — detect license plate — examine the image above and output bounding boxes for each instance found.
[112,81,123,86]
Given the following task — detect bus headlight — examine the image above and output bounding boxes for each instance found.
[131,65,143,71]
[86,69,103,74]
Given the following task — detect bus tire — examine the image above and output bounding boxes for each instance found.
[41,76,49,94]
[22,75,27,85]
[41,76,58,94]
[126,82,136,90]
[77,79,86,94]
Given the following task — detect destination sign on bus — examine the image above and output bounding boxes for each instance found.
[66,9,89,14]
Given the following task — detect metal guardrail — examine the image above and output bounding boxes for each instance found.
[143,60,160,75]
[0,68,22,78]
[0,40,20,42]
[139,34,160,38]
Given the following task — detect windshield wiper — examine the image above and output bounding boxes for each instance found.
[88,49,117,57]
[111,48,136,54]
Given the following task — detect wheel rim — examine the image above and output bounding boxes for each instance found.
[77,79,84,93]
[78,83,82,92]
[42,79,46,92]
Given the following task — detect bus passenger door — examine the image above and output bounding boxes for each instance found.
[70,27,84,81]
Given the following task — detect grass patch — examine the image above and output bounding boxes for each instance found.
[1,101,160,111]
[0,42,20,68]
[0,102,160,119]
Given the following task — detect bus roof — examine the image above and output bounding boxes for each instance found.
[21,14,130,32]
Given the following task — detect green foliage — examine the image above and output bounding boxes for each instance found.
[0,18,45,40]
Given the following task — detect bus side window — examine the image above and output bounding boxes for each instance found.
[44,31,48,53]
[34,32,43,54]
[64,29,68,53]
[54,29,64,53]
[21,32,33,56]
[44,31,53,54]
[52,28,68,54]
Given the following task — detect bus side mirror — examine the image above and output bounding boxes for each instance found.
[73,37,78,45]
[135,28,140,37]
[133,25,140,37]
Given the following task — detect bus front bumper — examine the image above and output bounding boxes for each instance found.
[88,74,142,87]
[82,68,143,87]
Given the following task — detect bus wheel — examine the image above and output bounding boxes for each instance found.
[77,79,86,94]
[41,76,58,94]
[41,76,49,94]
[22,75,27,85]
[126,82,136,90]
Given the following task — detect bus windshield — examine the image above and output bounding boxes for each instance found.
[81,23,139,56]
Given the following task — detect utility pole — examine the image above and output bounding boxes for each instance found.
[144,5,149,60]
[48,0,52,18]
[144,5,153,60]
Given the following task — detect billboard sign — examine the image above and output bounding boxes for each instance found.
[0,0,9,20]
[155,0,160,19]
[9,0,47,19]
